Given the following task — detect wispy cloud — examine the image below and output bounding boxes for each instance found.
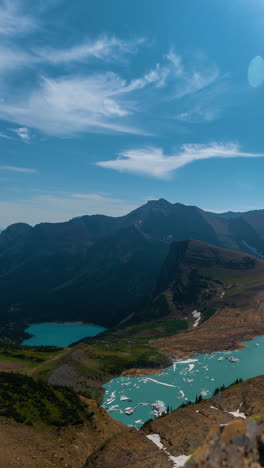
[166,51,184,77]
[176,107,219,123]
[34,36,144,64]
[97,143,264,179]
[0,36,144,73]
[0,131,13,140]
[0,73,153,135]
[12,127,32,143]
[0,165,38,174]
[167,49,220,98]
[71,193,111,200]
[0,10,225,137]
[0,46,32,72]
[0,52,223,136]
[0,0,37,36]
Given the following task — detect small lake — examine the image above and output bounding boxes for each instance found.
[103,335,264,429]
[22,322,106,347]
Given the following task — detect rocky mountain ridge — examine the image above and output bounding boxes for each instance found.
[1,199,264,327]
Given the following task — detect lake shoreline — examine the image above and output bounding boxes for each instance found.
[22,322,107,347]
[119,330,264,378]
[103,334,264,429]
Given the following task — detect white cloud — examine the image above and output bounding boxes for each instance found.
[71,193,111,200]
[0,131,13,139]
[176,107,219,123]
[119,63,170,94]
[0,46,32,71]
[34,36,144,64]
[97,143,264,179]
[0,73,153,135]
[0,0,37,36]
[0,36,144,74]
[166,49,222,111]
[0,53,221,136]
[175,68,219,98]
[166,51,184,77]
[0,165,37,174]
[12,127,32,142]
[0,24,225,136]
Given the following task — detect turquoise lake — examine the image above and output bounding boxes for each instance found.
[103,335,264,429]
[22,322,106,347]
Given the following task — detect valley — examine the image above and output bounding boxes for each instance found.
[1,203,264,466]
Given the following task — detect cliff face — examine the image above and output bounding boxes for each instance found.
[187,419,264,468]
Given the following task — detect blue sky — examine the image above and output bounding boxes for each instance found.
[1,0,264,226]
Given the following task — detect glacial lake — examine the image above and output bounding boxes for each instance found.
[22,322,106,347]
[103,335,264,429]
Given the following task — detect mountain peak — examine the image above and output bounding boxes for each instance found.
[147,198,171,205]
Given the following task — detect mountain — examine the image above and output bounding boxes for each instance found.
[2,199,264,326]
[146,239,259,319]
[148,240,264,358]
[44,226,168,325]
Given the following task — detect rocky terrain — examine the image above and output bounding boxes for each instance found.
[85,375,264,467]
[0,400,124,468]
[186,418,264,467]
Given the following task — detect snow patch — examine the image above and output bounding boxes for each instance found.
[192,310,201,327]
[147,434,191,467]
[228,409,246,419]
[147,434,164,449]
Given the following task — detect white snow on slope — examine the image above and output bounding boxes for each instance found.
[228,409,246,419]
[147,434,191,467]
[192,310,201,327]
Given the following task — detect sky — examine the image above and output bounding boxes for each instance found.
[1,0,264,226]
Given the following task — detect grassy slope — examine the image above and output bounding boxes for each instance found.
[0,344,65,373]
[0,372,92,427]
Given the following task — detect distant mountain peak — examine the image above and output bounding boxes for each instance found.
[147,198,171,205]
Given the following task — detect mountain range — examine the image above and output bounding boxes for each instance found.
[1,199,264,326]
